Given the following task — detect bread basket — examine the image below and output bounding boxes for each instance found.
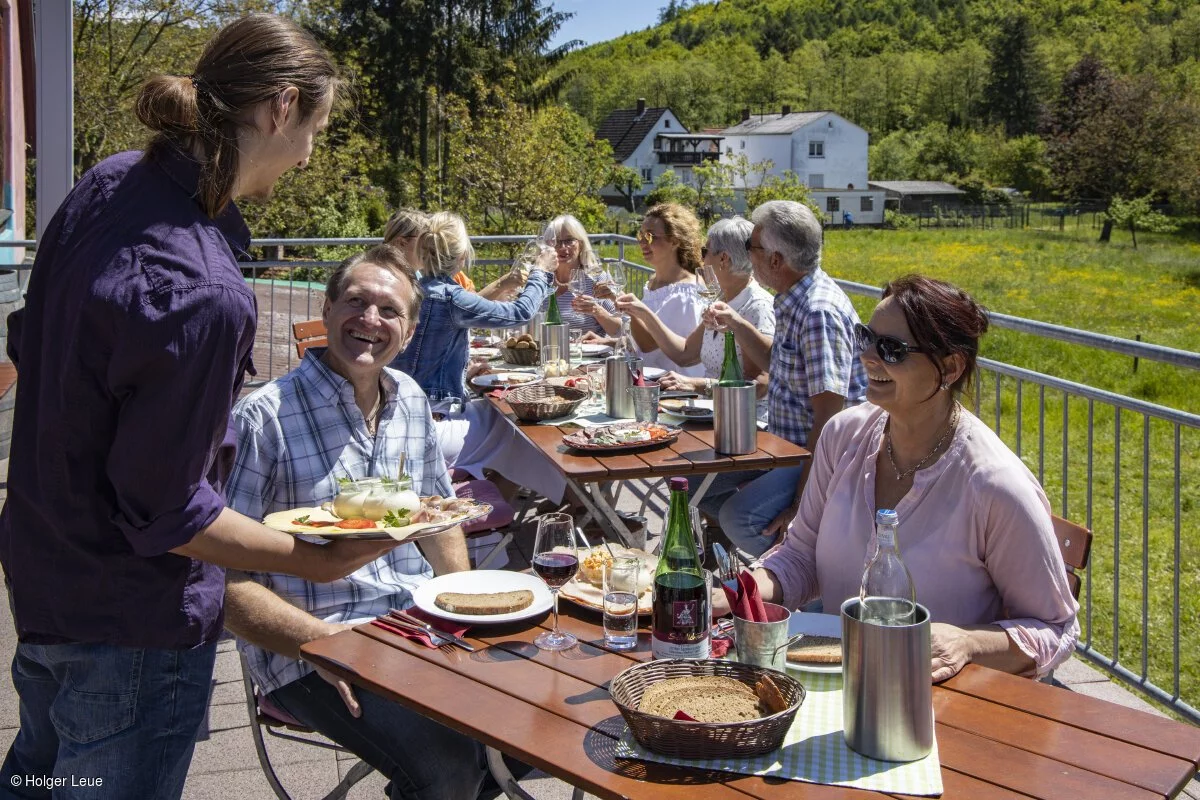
[503,382,587,422]
[500,345,540,366]
[609,659,805,758]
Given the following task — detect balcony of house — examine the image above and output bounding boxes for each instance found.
[654,132,724,166]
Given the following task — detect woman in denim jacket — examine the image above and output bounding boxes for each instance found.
[391,211,555,403]
[388,212,567,521]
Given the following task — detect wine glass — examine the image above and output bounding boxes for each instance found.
[568,267,588,298]
[531,512,580,651]
[697,263,720,309]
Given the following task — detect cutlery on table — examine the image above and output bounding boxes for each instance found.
[711,543,738,591]
[371,617,455,652]
[389,609,476,652]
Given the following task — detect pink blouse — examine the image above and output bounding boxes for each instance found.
[761,403,1079,677]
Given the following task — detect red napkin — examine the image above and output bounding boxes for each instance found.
[633,368,646,387]
[673,710,698,721]
[710,637,732,658]
[370,607,471,650]
[723,571,768,622]
[486,389,506,399]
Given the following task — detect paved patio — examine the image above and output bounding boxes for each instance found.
[0,456,1194,799]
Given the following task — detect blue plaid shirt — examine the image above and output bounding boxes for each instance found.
[768,268,867,446]
[226,351,453,695]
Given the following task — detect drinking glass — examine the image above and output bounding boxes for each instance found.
[602,557,641,650]
[568,267,588,298]
[688,505,707,563]
[582,362,606,410]
[539,344,562,379]
[531,513,579,651]
[698,263,720,308]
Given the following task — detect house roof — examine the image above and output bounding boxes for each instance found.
[868,181,966,196]
[596,107,672,162]
[721,111,830,135]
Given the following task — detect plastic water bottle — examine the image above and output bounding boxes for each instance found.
[859,509,916,626]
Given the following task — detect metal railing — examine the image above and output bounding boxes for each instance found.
[4,233,1197,722]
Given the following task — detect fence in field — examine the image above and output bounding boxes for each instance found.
[2,233,1198,723]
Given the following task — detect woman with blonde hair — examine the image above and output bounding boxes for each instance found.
[575,203,706,376]
[389,211,567,510]
[540,214,612,336]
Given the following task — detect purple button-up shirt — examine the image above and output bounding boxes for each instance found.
[0,148,258,649]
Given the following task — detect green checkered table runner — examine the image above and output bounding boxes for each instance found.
[614,671,943,796]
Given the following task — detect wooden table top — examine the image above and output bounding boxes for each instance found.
[486,396,810,483]
[302,606,1200,800]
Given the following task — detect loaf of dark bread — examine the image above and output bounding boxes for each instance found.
[434,590,534,615]
[786,635,842,664]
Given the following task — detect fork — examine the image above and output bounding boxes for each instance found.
[373,617,456,653]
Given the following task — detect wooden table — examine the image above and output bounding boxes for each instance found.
[303,606,1200,800]
[486,396,810,547]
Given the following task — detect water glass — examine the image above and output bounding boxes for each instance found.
[602,557,641,650]
[627,383,661,423]
[582,363,606,409]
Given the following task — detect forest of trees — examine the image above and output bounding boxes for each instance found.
[57,0,1200,245]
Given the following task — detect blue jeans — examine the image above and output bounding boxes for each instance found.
[691,465,807,558]
[270,671,528,800]
[0,641,217,800]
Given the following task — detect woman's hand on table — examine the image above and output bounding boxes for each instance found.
[930,622,977,683]
[657,371,702,393]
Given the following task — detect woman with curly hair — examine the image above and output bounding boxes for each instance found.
[575,203,706,377]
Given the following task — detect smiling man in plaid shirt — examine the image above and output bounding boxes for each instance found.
[700,201,867,557]
[222,244,519,800]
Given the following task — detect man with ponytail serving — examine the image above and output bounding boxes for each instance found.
[0,16,395,798]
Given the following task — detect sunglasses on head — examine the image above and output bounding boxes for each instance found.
[855,323,926,364]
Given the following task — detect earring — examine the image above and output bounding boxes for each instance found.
[939,383,949,391]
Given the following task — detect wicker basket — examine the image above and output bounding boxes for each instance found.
[500,346,540,366]
[609,659,805,759]
[504,382,587,422]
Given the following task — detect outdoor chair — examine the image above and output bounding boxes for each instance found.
[1051,514,1093,601]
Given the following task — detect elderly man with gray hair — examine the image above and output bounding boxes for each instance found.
[616,216,774,417]
[701,201,867,558]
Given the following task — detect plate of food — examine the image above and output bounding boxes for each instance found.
[469,372,538,390]
[561,422,681,453]
[558,545,658,615]
[469,346,502,361]
[784,612,843,674]
[263,480,492,542]
[578,343,613,358]
[659,397,714,422]
[411,570,553,624]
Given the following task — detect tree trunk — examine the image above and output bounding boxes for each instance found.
[1129,220,1137,249]
[1098,219,1113,242]
[418,91,429,207]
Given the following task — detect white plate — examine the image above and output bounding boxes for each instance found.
[579,343,613,358]
[643,367,666,381]
[659,397,714,422]
[469,372,538,390]
[785,612,843,674]
[470,346,502,360]
[411,570,553,624]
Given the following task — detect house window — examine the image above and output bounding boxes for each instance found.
[809,140,825,158]
[740,140,746,150]
[664,119,671,128]
[641,167,653,182]
[809,174,824,188]
[726,148,733,156]
[860,196,874,212]
[826,197,840,212]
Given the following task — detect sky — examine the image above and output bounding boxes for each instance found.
[547,0,663,50]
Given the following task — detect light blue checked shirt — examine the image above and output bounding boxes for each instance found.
[768,267,868,446]
[226,351,453,695]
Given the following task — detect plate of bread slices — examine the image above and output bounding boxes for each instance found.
[411,570,553,624]
[784,612,843,674]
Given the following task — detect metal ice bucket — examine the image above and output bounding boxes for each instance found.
[605,356,640,419]
[713,381,758,455]
[526,311,544,343]
[840,597,933,763]
[540,322,570,367]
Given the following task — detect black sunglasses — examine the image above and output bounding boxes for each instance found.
[855,323,926,364]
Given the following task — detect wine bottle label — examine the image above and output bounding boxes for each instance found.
[651,634,711,660]
[671,599,698,627]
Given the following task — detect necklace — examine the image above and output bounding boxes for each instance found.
[363,388,384,436]
[885,403,960,481]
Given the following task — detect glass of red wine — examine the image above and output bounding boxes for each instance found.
[531,512,579,651]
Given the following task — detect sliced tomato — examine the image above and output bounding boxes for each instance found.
[293,519,336,528]
[564,378,577,388]
[334,519,378,529]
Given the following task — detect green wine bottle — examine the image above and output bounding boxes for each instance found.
[651,477,710,659]
[717,330,743,386]
[546,292,564,325]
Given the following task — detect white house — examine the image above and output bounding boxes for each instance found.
[596,99,723,210]
[720,108,884,225]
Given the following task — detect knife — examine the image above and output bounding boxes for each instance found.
[711,543,737,591]
[389,609,476,652]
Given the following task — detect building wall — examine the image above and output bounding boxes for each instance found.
[619,110,685,192]
[721,114,869,194]
[0,0,28,265]
[725,134,791,186]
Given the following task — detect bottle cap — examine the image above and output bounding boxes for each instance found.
[669,476,688,492]
[875,508,898,525]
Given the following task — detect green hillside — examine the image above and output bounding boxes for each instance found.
[557,0,1200,195]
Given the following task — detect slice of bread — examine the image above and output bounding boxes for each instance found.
[786,635,842,664]
[638,676,767,723]
[434,590,534,615]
